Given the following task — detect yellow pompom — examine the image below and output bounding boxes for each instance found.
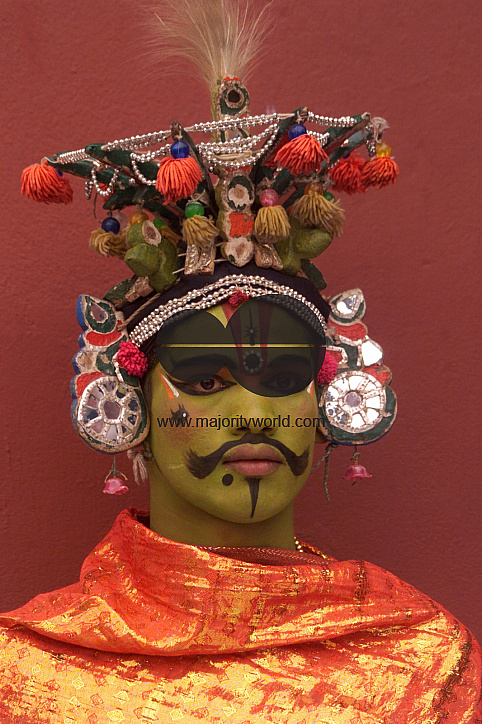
[182,215,219,249]
[290,184,345,238]
[89,228,129,258]
[254,205,291,242]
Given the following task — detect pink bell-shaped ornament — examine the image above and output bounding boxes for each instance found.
[103,459,129,495]
[344,448,372,485]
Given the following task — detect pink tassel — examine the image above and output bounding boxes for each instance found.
[317,352,338,385]
[116,341,148,378]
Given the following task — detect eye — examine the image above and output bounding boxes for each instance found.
[168,375,234,396]
[262,372,305,394]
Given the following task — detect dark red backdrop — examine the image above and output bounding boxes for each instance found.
[1,1,480,642]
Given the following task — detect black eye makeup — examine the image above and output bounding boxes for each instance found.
[167,374,236,396]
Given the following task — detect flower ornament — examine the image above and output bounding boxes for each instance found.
[344,449,372,484]
[228,291,250,307]
[317,351,338,385]
[116,341,148,378]
[344,463,372,482]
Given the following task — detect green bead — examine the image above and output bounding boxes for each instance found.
[153,217,167,229]
[324,192,335,201]
[185,201,204,218]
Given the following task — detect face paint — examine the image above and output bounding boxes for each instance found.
[156,297,325,397]
[147,302,321,525]
[159,372,179,398]
[246,477,260,518]
[186,432,309,479]
[170,404,190,424]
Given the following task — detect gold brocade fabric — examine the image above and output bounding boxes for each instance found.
[0,509,480,723]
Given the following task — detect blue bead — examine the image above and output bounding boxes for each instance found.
[288,123,307,140]
[170,140,190,159]
[55,168,63,176]
[101,217,121,234]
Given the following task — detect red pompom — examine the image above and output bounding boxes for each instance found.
[21,161,73,204]
[360,156,399,189]
[316,352,338,385]
[329,153,366,194]
[228,291,250,307]
[155,156,202,204]
[274,134,328,176]
[116,341,148,378]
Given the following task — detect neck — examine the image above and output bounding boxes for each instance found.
[148,462,297,550]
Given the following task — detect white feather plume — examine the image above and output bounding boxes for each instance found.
[148,0,274,88]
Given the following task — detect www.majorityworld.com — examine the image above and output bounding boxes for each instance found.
[156,415,320,429]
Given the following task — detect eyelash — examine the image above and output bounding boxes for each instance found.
[167,375,235,396]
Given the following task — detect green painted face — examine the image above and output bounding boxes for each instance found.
[147,301,321,525]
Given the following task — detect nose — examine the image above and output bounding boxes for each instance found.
[228,387,278,437]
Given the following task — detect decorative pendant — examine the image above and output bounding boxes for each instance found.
[103,457,129,495]
[344,447,372,484]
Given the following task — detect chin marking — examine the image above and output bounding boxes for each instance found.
[246,477,260,518]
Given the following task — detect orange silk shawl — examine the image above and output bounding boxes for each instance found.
[0,508,480,723]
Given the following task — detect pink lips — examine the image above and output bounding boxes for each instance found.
[223,444,284,477]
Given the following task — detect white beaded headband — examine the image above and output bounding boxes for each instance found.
[129,274,328,347]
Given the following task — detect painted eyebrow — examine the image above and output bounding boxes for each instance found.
[266,354,314,368]
[167,353,232,368]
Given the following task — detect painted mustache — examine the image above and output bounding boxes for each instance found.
[186,433,309,479]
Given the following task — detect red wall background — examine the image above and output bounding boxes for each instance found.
[1,1,480,642]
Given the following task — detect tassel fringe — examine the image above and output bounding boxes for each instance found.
[156,156,202,203]
[89,228,129,258]
[330,153,366,194]
[254,205,290,241]
[182,214,219,248]
[361,156,399,189]
[274,134,328,176]
[21,161,73,204]
[291,188,345,237]
[127,446,150,485]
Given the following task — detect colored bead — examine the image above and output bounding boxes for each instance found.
[259,188,279,207]
[375,142,392,157]
[153,217,167,229]
[288,123,307,140]
[129,210,149,225]
[185,201,204,218]
[170,140,191,159]
[101,217,121,234]
[55,168,63,177]
[323,192,335,201]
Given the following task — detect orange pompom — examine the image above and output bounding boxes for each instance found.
[329,153,366,194]
[21,161,73,204]
[274,134,328,176]
[360,156,399,189]
[155,156,202,204]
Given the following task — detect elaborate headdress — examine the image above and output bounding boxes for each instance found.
[21,0,398,494]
